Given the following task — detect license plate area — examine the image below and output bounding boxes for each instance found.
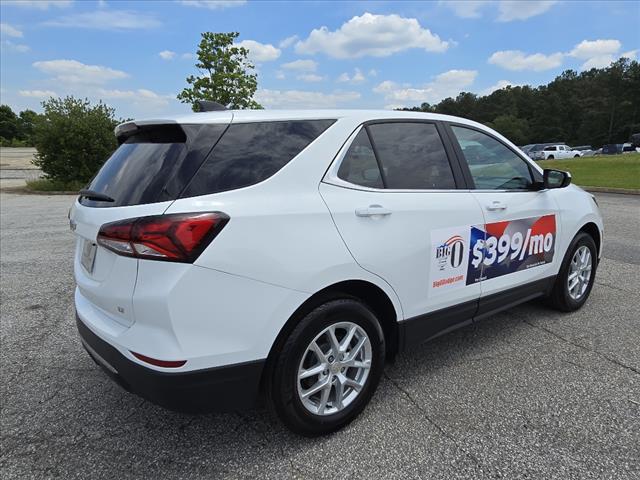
[81,239,97,274]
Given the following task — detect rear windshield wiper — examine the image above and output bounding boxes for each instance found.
[78,189,115,203]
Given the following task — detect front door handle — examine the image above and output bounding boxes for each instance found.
[486,201,507,211]
[355,205,392,217]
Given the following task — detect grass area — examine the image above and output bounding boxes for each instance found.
[25,178,85,192]
[538,153,640,190]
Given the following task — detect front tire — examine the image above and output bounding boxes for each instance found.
[266,298,385,436]
[548,232,597,311]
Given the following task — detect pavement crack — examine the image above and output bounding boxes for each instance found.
[383,371,489,475]
[523,320,640,376]
[594,280,635,294]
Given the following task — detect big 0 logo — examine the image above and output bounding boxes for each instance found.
[466,214,556,285]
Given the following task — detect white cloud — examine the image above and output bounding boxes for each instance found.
[33,59,128,85]
[159,50,176,60]
[368,69,378,77]
[1,23,23,38]
[181,52,196,60]
[373,80,398,94]
[275,70,286,80]
[97,88,173,109]
[622,50,638,60]
[442,0,490,18]
[179,0,246,9]
[255,89,360,108]
[568,39,628,70]
[295,12,449,59]
[296,73,325,83]
[569,39,621,59]
[337,68,366,84]
[19,89,58,98]
[480,79,515,95]
[1,40,30,52]
[236,40,281,62]
[497,1,557,21]
[443,1,557,21]
[488,50,563,71]
[374,70,478,106]
[44,10,161,30]
[580,56,615,70]
[2,1,72,9]
[279,35,299,49]
[281,59,318,71]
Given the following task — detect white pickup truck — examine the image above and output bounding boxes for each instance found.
[531,144,583,160]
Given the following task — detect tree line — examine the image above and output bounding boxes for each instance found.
[0,105,41,147]
[401,58,640,148]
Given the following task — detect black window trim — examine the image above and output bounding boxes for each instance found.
[323,119,467,193]
[442,121,543,192]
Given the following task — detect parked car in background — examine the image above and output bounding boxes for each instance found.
[622,142,638,153]
[520,144,536,157]
[600,144,624,155]
[527,143,558,160]
[571,145,595,157]
[531,144,582,160]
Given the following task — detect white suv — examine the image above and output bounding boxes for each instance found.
[71,109,603,436]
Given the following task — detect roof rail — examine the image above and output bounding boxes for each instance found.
[195,100,227,112]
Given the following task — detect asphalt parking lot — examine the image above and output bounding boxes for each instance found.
[1,191,639,479]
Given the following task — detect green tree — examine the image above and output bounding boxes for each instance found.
[0,104,19,141]
[33,96,119,183]
[178,32,261,110]
[17,109,41,144]
[401,57,640,147]
[488,115,530,146]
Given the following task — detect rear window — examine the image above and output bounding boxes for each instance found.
[80,124,226,207]
[181,120,335,197]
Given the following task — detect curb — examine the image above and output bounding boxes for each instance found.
[0,186,77,195]
[582,186,640,195]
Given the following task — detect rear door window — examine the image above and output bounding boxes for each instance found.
[182,120,335,197]
[80,124,227,207]
[367,122,456,190]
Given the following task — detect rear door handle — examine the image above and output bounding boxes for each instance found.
[486,201,507,211]
[355,205,392,217]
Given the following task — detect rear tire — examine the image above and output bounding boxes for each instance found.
[548,232,597,312]
[266,298,385,436]
[547,155,555,159]
[574,154,580,158]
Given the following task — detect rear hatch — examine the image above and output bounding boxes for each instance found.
[71,115,231,327]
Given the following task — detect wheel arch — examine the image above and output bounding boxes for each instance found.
[261,279,400,392]
[577,221,601,258]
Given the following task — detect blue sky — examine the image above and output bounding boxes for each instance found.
[1,0,638,119]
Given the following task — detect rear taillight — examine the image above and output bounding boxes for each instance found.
[97,212,229,263]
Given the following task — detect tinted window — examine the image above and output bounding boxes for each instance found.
[81,124,226,207]
[183,120,335,197]
[337,129,383,188]
[367,123,456,190]
[451,126,533,190]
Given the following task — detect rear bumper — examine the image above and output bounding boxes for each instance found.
[76,315,265,412]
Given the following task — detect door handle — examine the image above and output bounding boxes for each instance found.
[355,205,392,217]
[486,201,507,211]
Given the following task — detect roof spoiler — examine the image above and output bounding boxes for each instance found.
[195,100,227,112]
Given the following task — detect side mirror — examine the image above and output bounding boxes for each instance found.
[543,168,571,189]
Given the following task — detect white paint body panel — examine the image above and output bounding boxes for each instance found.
[71,109,603,373]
